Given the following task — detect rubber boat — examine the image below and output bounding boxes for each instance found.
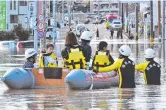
[2,67,69,89]
[65,69,119,90]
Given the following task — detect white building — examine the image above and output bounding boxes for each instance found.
[140,1,160,38]
[6,1,29,30]
[90,0,119,15]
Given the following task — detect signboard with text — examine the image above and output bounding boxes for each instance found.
[0,1,6,30]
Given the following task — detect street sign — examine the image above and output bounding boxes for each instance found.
[65,16,69,21]
[37,1,44,39]
[38,31,45,38]
[38,22,44,30]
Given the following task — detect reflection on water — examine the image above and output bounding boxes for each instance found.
[1,85,166,109]
[0,42,166,109]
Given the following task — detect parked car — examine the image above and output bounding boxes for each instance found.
[46,26,60,39]
[84,19,90,24]
[0,41,16,47]
[92,17,105,24]
[110,20,122,30]
[17,40,40,48]
[75,24,89,37]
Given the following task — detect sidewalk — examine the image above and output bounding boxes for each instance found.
[123,28,144,40]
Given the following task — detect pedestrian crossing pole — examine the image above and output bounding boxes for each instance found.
[53,0,57,45]
[135,3,138,41]
[162,1,165,65]
[34,0,38,52]
[158,0,161,42]
[150,1,154,44]
[126,3,128,33]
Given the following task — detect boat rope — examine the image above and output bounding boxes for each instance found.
[89,71,94,90]
[0,77,5,81]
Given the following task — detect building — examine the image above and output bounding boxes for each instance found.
[90,0,119,16]
[6,1,29,31]
[140,1,159,38]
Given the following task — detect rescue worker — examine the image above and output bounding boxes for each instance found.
[110,28,114,39]
[92,41,114,72]
[135,48,161,85]
[105,20,110,30]
[61,32,87,70]
[39,43,58,67]
[23,48,37,68]
[96,45,135,88]
[80,31,92,67]
[96,27,99,40]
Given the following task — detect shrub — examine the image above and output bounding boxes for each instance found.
[0,31,17,41]
[12,24,31,41]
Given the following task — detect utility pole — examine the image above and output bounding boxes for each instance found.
[108,0,111,14]
[135,3,138,41]
[150,1,154,42]
[62,0,64,21]
[158,0,161,41]
[97,0,99,17]
[43,0,46,48]
[34,1,38,52]
[119,1,121,18]
[163,1,165,63]
[121,3,124,30]
[53,0,57,45]
[126,3,128,33]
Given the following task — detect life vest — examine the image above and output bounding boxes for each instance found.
[136,60,161,85]
[119,58,135,88]
[105,21,110,28]
[63,47,86,70]
[39,52,58,67]
[93,50,111,72]
[99,58,135,88]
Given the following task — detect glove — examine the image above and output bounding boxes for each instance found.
[86,62,90,70]
[93,69,98,73]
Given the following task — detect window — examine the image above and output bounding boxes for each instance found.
[19,1,27,6]
[14,0,16,10]
[113,22,120,24]
[10,15,18,23]
[10,1,12,10]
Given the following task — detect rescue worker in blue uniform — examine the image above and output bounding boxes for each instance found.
[97,45,135,88]
[61,32,87,70]
[23,48,37,68]
[39,43,58,67]
[80,31,92,68]
[92,41,114,72]
[135,48,161,85]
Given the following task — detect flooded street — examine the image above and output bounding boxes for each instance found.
[0,41,166,109]
[1,84,166,109]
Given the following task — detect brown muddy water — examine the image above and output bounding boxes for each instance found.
[0,41,166,109]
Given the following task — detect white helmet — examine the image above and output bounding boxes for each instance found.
[144,48,155,58]
[119,45,131,56]
[80,31,92,41]
[25,48,37,59]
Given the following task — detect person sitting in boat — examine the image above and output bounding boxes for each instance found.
[39,43,58,67]
[135,48,161,85]
[23,48,37,68]
[96,45,135,88]
[61,32,87,70]
[80,31,92,69]
[92,41,114,72]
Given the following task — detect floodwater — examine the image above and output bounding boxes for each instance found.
[0,40,166,109]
